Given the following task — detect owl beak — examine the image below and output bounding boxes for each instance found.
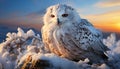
[57,18,61,25]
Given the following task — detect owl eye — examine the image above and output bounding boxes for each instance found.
[62,14,68,17]
[50,14,55,18]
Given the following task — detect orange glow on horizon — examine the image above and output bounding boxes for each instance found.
[93,23,120,33]
[84,10,120,33]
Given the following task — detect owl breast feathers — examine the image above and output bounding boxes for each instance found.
[42,4,109,64]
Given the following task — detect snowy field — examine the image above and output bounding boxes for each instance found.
[0,28,120,69]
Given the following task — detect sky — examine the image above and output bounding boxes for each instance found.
[0,0,120,33]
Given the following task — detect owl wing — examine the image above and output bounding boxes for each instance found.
[69,19,109,54]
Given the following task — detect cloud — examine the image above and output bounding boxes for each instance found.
[95,0,120,8]
[83,9,120,32]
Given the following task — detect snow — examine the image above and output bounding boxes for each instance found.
[26,29,35,37]
[103,33,116,49]
[103,33,120,69]
[0,27,120,69]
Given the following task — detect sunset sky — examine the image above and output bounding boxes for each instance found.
[0,0,120,33]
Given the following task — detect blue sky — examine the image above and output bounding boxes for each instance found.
[0,0,100,19]
[0,0,120,32]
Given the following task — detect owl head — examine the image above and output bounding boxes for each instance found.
[44,4,81,26]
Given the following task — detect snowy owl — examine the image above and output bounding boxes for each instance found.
[42,4,109,64]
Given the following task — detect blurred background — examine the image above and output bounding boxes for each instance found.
[0,0,120,42]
